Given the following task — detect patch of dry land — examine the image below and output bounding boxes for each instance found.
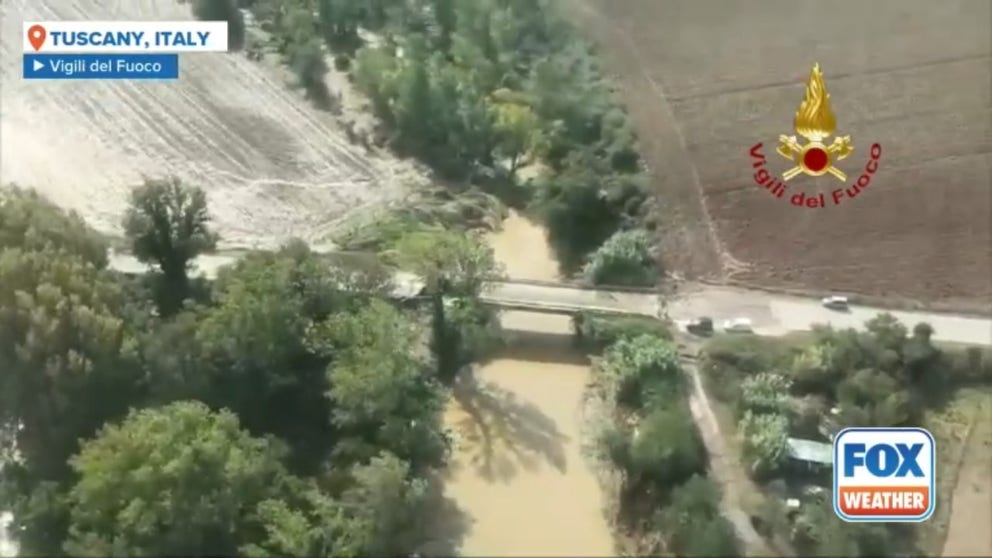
[939,388,992,557]
[429,215,614,556]
[568,0,991,310]
[1,0,421,249]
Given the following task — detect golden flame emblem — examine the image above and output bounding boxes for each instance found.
[776,64,853,181]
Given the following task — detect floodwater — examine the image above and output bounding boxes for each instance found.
[486,210,561,282]
[428,212,615,556]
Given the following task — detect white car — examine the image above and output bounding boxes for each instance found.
[722,318,753,333]
[821,295,849,310]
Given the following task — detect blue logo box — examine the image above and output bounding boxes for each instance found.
[23,53,179,80]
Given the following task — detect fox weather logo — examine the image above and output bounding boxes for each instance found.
[833,427,936,522]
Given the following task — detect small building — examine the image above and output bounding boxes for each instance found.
[786,437,833,472]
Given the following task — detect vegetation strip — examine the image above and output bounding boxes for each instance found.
[195,0,660,285]
[698,323,991,556]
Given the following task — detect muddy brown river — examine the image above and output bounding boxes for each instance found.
[428,212,615,556]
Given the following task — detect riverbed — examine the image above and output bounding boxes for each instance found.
[427,211,615,556]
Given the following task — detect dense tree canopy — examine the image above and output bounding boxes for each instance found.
[0,186,108,267]
[242,0,655,276]
[0,188,468,555]
[63,402,300,555]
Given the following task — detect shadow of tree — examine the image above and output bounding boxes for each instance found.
[418,474,474,557]
[449,368,570,483]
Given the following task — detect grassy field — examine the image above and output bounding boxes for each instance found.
[921,386,992,556]
[565,0,991,311]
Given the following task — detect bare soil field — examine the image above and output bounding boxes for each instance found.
[1,0,420,249]
[568,0,992,311]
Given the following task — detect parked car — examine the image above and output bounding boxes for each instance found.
[821,295,849,310]
[722,318,753,333]
[686,317,714,336]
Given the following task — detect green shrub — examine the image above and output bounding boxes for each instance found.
[581,229,658,286]
[654,474,740,556]
[739,411,790,480]
[333,54,351,71]
[700,335,790,404]
[597,421,632,470]
[597,334,682,409]
[572,312,670,352]
[739,372,793,415]
[629,406,706,489]
[945,346,992,386]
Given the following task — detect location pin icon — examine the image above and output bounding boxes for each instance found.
[27,25,46,51]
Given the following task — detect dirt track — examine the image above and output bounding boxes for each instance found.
[568,0,992,310]
[941,397,992,557]
[1,0,417,248]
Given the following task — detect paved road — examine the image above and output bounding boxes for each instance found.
[108,253,992,346]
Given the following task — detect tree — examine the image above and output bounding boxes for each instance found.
[0,192,138,554]
[335,452,432,556]
[429,0,457,51]
[63,402,315,555]
[191,0,245,50]
[657,476,741,557]
[903,322,940,384]
[489,99,543,176]
[581,228,657,286]
[0,186,107,267]
[123,177,218,316]
[393,36,435,155]
[788,343,839,396]
[285,34,330,101]
[429,61,497,176]
[0,249,135,481]
[739,411,789,479]
[389,228,503,382]
[865,313,908,353]
[195,245,343,471]
[531,152,647,272]
[353,46,400,121]
[791,494,908,556]
[131,311,208,404]
[318,0,362,51]
[310,300,448,470]
[678,516,742,557]
[629,407,705,490]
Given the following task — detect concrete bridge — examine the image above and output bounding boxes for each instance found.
[108,252,662,318]
[107,252,992,346]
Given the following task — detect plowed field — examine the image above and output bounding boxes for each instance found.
[569,0,992,311]
[1,0,417,249]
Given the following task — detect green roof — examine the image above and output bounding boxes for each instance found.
[786,438,833,465]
